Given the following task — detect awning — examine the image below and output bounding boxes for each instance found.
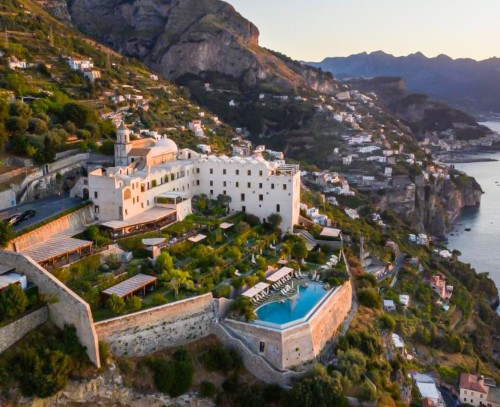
[21,236,93,263]
[102,207,176,230]
[142,238,166,246]
[241,282,270,298]
[102,273,157,298]
[266,267,295,283]
[320,227,342,238]
[188,234,207,243]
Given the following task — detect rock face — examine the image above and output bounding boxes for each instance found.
[54,0,336,92]
[362,175,482,237]
[16,366,214,407]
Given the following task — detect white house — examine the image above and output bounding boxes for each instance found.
[383,299,396,312]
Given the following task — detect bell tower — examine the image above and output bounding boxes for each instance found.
[115,122,131,166]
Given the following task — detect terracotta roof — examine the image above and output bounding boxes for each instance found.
[128,148,151,156]
[460,373,488,394]
[422,398,436,407]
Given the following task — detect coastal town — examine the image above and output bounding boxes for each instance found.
[0,1,498,406]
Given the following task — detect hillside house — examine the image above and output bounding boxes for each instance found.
[430,275,453,300]
[459,374,500,407]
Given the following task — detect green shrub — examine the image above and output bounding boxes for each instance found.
[202,345,242,372]
[199,380,217,398]
[358,288,381,309]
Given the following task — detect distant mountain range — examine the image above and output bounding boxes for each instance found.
[308,51,500,118]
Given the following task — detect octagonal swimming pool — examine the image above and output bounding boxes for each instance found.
[254,282,331,328]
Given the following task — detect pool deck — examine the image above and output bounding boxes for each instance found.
[251,280,336,330]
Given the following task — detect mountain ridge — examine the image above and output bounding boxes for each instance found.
[309,51,500,117]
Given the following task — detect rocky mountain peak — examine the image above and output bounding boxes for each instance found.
[43,0,335,92]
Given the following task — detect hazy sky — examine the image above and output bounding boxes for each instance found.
[225,0,500,62]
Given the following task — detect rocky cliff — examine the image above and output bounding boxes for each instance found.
[361,175,482,237]
[44,0,336,92]
[11,366,214,407]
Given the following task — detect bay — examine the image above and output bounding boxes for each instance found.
[447,121,500,311]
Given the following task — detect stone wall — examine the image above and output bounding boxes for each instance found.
[211,323,303,387]
[0,306,48,353]
[225,280,353,370]
[308,281,352,355]
[95,293,216,356]
[0,251,100,367]
[0,188,16,211]
[8,204,94,252]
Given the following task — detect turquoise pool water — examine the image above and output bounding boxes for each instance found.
[255,283,330,326]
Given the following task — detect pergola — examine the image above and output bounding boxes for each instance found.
[21,236,93,269]
[266,267,295,286]
[101,207,177,239]
[102,273,157,300]
[241,282,270,300]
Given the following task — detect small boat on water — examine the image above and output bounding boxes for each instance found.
[465,228,471,231]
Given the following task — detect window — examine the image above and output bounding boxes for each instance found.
[247,170,251,176]
[259,183,263,189]
[223,169,226,175]
[94,206,99,214]
[247,182,251,188]
[223,190,227,195]
[283,184,287,190]
[210,190,213,195]
[236,182,239,187]
[94,191,98,199]
[197,168,200,174]
[259,170,263,176]
[210,180,213,186]
[125,209,128,216]
[242,206,246,212]
[259,342,265,353]
[241,193,245,201]
[271,183,275,190]
[276,204,280,212]
[141,203,144,208]
[147,200,150,206]
[210,168,213,174]
[464,391,468,395]
[196,180,200,186]
[259,194,263,201]
[223,181,227,187]
[236,169,240,175]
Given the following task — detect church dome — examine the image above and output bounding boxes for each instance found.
[152,138,178,155]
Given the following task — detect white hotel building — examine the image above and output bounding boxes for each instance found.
[86,124,300,237]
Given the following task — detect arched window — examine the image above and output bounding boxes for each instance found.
[124,189,132,200]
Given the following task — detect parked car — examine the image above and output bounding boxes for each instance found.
[4,214,21,226]
[19,210,36,222]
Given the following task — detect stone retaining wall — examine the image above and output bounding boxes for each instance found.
[95,293,216,356]
[0,306,48,353]
[0,251,100,367]
[211,323,303,387]
[8,204,94,252]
